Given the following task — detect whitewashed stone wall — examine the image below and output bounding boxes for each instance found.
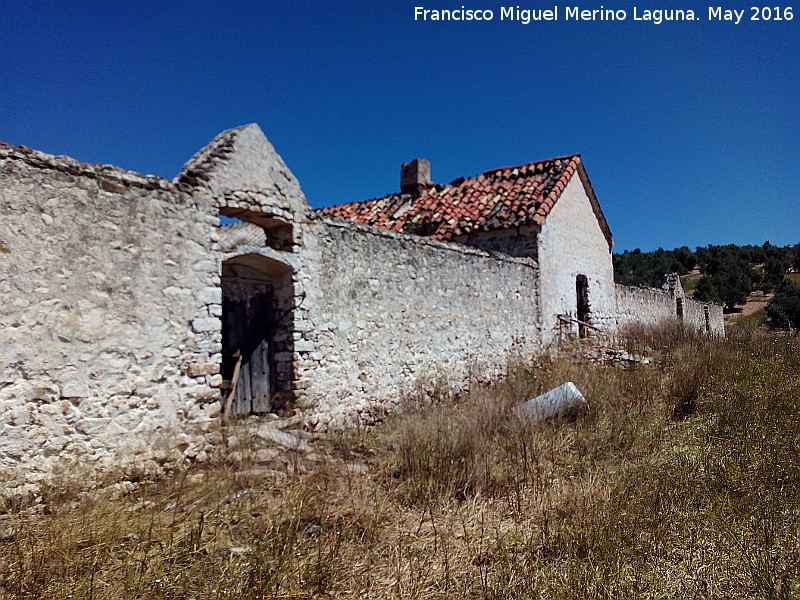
[615,284,678,328]
[181,124,311,411]
[293,216,543,431]
[0,144,223,489]
[0,124,726,488]
[684,297,725,335]
[537,174,617,341]
[615,283,724,335]
[453,225,540,258]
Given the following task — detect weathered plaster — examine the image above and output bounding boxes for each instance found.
[536,174,617,342]
[294,216,543,430]
[0,125,725,490]
[453,225,540,258]
[616,280,725,336]
[0,144,223,486]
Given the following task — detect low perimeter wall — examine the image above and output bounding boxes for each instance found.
[0,129,727,494]
[615,283,724,335]
[293,216,545,431]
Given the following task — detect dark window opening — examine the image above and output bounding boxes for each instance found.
[220,208,294,252]
[704,305,711,333]
[676,297,684,320]
[261,219,293,251]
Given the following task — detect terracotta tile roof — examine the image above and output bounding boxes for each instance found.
[317,154,611,246]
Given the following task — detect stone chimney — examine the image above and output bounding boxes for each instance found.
[401,159,431,195]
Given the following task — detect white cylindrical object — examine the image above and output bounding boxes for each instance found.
[515,381,587,420]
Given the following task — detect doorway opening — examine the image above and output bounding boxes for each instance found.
[576,274,590,338]
[221,253,293,416]
[676,297,684,320]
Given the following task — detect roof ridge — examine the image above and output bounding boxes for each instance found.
[482,153,581,176]
[317,154,583,214]
[532,155,583,225]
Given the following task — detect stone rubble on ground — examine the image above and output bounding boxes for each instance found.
[567,343,654,368]
[255,425,311,452]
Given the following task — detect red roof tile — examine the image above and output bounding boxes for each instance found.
[318,154,612,247]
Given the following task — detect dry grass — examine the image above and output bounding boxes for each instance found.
[1,327,799,599]
[680,269,703,295]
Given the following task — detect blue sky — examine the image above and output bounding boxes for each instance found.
[2,1,798,251]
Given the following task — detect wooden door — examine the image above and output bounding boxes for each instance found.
[222,289,273,414]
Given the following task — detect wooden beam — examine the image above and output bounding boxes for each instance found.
[223,351,243,421]
[557,314,602,332]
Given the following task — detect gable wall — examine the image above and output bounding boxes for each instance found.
[452,225,540,258]
[536,175,616,342]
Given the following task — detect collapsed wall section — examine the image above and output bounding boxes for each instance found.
[0,144,222,488]
[294,216,543,431]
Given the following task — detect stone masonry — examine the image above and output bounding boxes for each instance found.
[0,143,222,488]
[296,216,543,431]
[0,123,725,488]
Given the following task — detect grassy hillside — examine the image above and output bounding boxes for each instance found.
[1,328,799,599]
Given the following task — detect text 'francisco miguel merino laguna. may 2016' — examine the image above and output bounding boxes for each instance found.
[413,5,795,25]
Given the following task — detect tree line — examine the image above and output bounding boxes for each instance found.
[613,242,800,332]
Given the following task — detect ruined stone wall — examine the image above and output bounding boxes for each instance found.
[0,144,222,489]
[0,125,727,489]
[293,216,543,431]
[683,297,725,335]
[615,283,724,335]
[615,284,678,328]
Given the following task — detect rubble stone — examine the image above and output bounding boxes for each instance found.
[0,124,724,493]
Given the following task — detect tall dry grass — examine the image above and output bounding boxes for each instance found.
[1,326,798,599]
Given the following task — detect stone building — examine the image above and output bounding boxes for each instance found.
[0,123,723,486]
[320,152,617,341]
